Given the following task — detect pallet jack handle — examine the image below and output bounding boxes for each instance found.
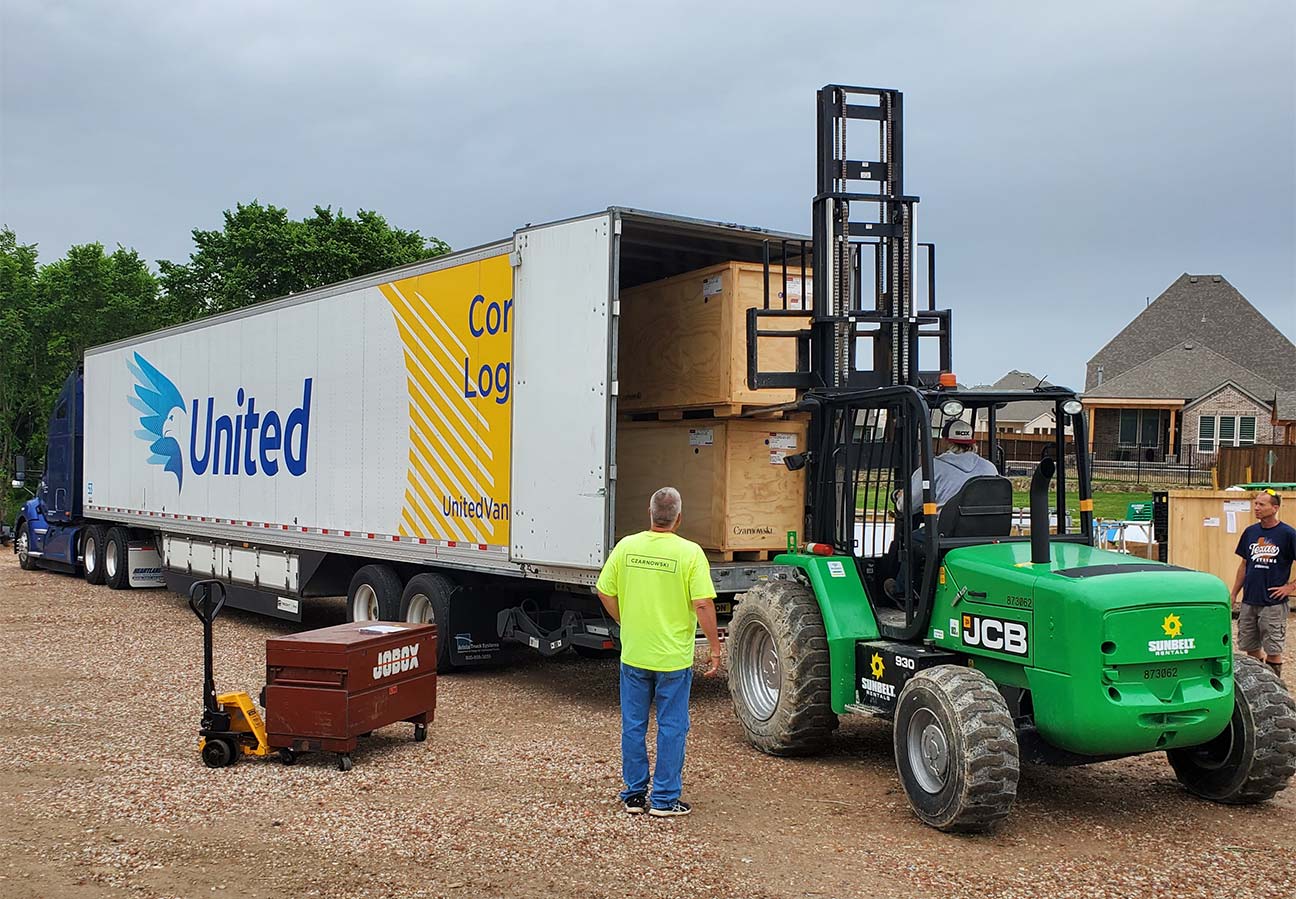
[188,579,228,717]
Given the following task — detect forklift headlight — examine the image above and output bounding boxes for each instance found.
[1062,399,1083,416]
[940,400,964,418]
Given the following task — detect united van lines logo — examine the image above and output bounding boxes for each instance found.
[128,353,313,490]
[1249,537,1281,565]
[1148,612,1195,656]
[373,643,420,680]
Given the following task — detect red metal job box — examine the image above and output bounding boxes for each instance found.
[264,621,437,755]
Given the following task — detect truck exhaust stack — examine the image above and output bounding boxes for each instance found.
[1030,456,1056,564]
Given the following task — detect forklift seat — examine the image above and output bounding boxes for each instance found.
[936,476,1013,539]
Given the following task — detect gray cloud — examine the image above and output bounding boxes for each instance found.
[2,0,1292,389]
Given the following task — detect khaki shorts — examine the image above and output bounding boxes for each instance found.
[1236,601,1289,657]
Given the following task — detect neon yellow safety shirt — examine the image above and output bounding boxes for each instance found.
[596,530,717,671]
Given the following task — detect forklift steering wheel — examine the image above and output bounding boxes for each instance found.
[187,579,228,624]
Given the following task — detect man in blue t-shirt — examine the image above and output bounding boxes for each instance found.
[1232,489,1296,677]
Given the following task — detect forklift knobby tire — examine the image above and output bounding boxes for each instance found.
[400,572,457,671]
[893,665,1020,833]
[104,527,131,590]
[1168,654,1296,804]
[16,522,37,571]
[727,579,837,756]
[346,564,403,622]
[202,738,236,769]
[82,525,108,585]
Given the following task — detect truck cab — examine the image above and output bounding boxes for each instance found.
[14,369,84,572]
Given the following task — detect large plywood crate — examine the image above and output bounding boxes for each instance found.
[618,261,810,414]
[614,418,808,557]
[1167,488,1293,585]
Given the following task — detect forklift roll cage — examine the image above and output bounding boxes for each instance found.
[748,84,1096,642]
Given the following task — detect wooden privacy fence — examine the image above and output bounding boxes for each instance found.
[1217,444,1296,487]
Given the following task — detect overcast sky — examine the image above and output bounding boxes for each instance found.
[2,0,1292,389]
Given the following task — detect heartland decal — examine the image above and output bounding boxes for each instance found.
[372,643,420,680]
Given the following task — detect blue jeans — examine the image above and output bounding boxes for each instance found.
[619,662,692,808]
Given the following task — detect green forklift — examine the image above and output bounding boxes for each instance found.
[731,84,1296,831]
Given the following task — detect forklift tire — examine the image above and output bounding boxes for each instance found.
[346,564,403,622]
[1168,654,1296,804]
[82,525,108,585]
[400,572,457,671]
[728,579,838,757]
[893,665,1020,833]
[104,527,132,590]
[16,522,37,571]
[202,738,237,769]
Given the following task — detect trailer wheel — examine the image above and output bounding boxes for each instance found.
[82,525,108,585]
[104,527,131,590]
[400,573,456,671]
[346,564,402,622]
[727,579,838,756]
[16,522,37,571]
[1168,654,1296,804]
[893,665,1020,833]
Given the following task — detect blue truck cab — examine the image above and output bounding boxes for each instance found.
[14,369,85,572]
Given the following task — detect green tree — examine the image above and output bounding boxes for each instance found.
[158,202,449,315]
[0,228,40,488]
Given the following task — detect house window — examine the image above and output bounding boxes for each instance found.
[1199,414,1257,452]
[1119,409,1162,447]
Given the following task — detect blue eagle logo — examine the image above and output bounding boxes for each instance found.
[127,353,187,489]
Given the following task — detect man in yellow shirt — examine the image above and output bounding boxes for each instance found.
[596,486,721,817]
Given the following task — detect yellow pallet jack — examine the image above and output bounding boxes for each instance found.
[189,579,272,767]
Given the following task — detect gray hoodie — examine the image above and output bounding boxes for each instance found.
[908,449,1000,511]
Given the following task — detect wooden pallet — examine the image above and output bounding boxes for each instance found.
[705,548,777,563]
[619,404,802,422]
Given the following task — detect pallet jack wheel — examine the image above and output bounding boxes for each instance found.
[202,738,237,769]
[337,754,353,772]
[278,748,297,766]
[414,723,428,742]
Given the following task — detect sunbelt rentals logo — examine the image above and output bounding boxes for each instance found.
[128,352,314,490]
[1148,612,1195,656]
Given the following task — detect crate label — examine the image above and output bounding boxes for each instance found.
[277,596,300,614]
[779,276,813,310]
[689,428,714,447]
[827,560,846,578]
[702,275,724,298]
[768,432,798,450]
[769,451,787,465]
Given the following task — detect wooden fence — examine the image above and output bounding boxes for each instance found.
[1218,444,1296,487]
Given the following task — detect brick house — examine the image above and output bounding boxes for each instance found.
[971,370,1070,435]
[1082,274,1295,460]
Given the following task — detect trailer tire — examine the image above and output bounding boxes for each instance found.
[104,527,132,590]
[346,565,403,622]
[728,579,838,757]
[400,573,456,671]
[16,521,37,571]
[1168,654,1296,804]
[893,664,1020,833]
[82,525,108,585]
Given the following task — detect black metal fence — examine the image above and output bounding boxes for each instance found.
[982,436,1216,488]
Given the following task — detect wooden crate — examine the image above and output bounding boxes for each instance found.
[614,418,807,554]
[1167,489,1293,585]
[617,261,810,413]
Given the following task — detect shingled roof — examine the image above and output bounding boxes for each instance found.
[1085,343,1278,402]
[1085,274,1296,392]
[973,370,1058,422]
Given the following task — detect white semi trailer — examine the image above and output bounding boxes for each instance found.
[15,209,800,669]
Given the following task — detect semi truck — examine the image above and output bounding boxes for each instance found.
[15,84,1294,830]
[12,208,799,668]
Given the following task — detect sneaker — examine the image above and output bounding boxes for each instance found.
[883,578,898,598]
[622,793,648,814]
[648,800,692,818]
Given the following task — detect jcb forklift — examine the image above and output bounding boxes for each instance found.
[730,84,1296,831]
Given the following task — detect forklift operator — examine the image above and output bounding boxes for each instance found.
[899,418,998,516]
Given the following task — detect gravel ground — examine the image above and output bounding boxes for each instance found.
[1,551,1294,899]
